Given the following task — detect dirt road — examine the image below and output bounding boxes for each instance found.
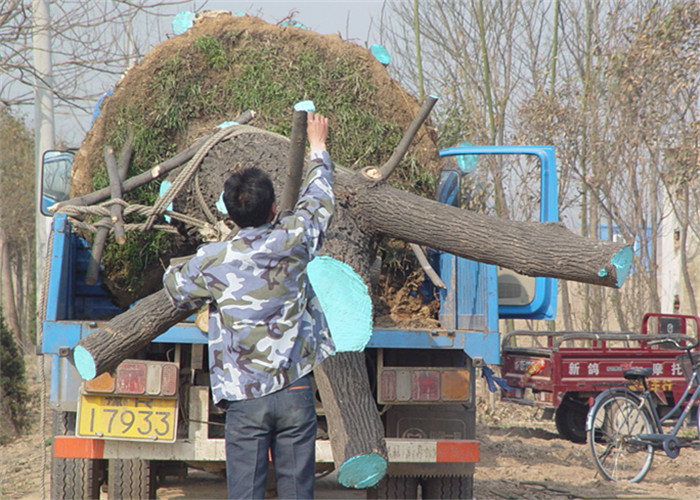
[2,358,698,499]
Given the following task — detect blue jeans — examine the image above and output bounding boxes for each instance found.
[224,375,317,500]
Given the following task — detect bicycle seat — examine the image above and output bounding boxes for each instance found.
[623,367,653,380]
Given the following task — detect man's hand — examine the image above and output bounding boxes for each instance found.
[307,112,329,151]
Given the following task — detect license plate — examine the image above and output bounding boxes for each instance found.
[77,394,178,442]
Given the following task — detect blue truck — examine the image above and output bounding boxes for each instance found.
[39,144,558,499]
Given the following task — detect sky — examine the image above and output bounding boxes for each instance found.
[204,1,387,41]
[52,1,391,146]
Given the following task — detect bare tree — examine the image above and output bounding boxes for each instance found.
[1,0,190,140]
[0,0,193,347]
[383,0,699,330]
[0,106,34,348]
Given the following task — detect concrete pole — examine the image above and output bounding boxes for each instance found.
[33,0,55,329]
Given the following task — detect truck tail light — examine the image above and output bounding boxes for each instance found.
[82,360,178,398]
[116,361,147,394]
[379,368,470,403]
[413,371,440,401]
[441,370,470,400]
[84,371,115,393]
[160,364,178,396]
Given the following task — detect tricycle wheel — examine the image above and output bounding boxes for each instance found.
[555,396,588,443]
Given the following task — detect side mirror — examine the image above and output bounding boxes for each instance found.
[41,150,74,216]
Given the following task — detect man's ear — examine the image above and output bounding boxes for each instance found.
[268,202,277,222]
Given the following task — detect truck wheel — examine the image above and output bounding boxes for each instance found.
[421,475,474,499]
[107,459,157,499]
[555,396,588,443]
[367,475,419,499]
[51,411,104,499]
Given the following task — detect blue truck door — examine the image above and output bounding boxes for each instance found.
[437,145,558,321]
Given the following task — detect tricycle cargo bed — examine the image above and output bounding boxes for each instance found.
[499,314,700,442]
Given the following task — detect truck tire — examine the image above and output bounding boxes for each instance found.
[51,411,104,499]
[367,475,419,499]
[555,396,588,443]
[107,459,157,500]
[421,475,473,499]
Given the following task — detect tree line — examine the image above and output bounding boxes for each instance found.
[382,0,699,331]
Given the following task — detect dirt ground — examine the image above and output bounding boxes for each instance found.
[2,356,698,500]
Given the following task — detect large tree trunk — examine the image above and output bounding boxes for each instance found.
[345,172,631,288]
[71,290,192,380]
[314,352,388,488]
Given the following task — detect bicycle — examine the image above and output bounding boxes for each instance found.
[585,334,700,483]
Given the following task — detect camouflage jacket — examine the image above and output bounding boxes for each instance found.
[163,150,336,403]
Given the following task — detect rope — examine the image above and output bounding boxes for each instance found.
[53,124,286,242]
[144,124,264,230]
[38,225,54,500]
[195,172,217,225]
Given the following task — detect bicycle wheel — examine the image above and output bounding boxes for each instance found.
[587,391,654,482]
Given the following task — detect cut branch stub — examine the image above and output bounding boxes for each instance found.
[117,125,134,179]
[378,95,438,180]
[278,109,308,212]
[72,289,193,380]
[105,146,126,245]
[85,141,131,285]
[313,352,388,488]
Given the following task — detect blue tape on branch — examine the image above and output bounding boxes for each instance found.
[217,121,239,129]
[280,20,307,29]
[216,191,227,215]
[600,245,633,288]
[370,44,391,66]
[456,141,478,173]
[307,256,372,352]
[159,180,174,222]
[337,453,387,489]
[91,89,113,125]
[173,11,195,35]
[73,346,96,381]
[294,100,315,112]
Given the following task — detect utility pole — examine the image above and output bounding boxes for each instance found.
[33,0,55,327]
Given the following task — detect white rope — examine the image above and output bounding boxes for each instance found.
[38,224,54,500]
[144,124,267,230]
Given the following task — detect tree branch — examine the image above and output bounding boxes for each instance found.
[278,109,308,212]
[378,95,437,180]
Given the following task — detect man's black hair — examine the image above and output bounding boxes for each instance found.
[223,167,275,228]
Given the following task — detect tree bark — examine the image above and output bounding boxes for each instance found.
[71,290,192,380]
[314,352,388,488]
[277,110,307,212]
[342,172,631,288]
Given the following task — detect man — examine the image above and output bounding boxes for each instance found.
[163,112,335,499]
